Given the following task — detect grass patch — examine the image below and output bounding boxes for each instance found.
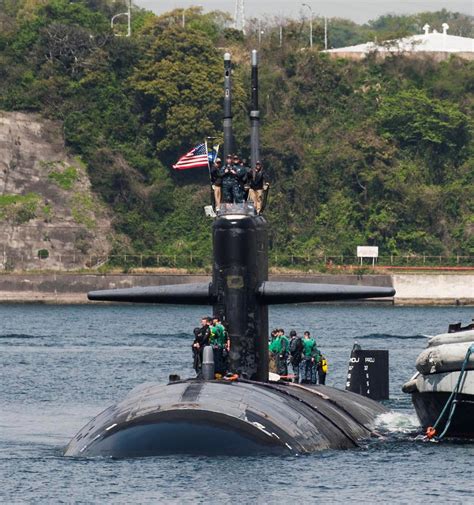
[71,193,97,229]
[48,166,78,190]
[0,193,41,224]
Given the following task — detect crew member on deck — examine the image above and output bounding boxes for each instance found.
[192,317,210,377]
[210,315,228,375]
[269,329,289,377]
[279,329,289,378]
[232,154,248,203]
[318,354,328,385]
[268,329,278,373]
[299,331,320,384]
[221,154,237,203]
[289,330,303,383]
[210,158,222,208]
[248,160,267,214]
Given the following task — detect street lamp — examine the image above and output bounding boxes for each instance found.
[302,3,313,48]
[258,19,264,47]
[111,0,131,37]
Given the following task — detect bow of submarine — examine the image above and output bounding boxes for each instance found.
[64,379,387,457]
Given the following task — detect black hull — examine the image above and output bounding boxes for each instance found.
[412,391,474,439]
[65,379,388,457]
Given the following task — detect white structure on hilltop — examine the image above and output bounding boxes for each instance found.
[324,24,474,58]
[234,0,246,33]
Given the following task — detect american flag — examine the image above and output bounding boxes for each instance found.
[172,143,209,170]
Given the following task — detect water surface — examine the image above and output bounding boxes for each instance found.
[1,304,473,503]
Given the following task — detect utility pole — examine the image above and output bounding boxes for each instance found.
[182,9,185,28]
[302,3,313,48]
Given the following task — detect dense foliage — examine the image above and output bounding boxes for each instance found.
[0,0,472,260]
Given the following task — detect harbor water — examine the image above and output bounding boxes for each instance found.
[1,303,473,503]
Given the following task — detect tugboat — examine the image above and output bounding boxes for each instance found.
[402,321,474,440]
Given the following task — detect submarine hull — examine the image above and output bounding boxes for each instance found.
[64,379,387,457]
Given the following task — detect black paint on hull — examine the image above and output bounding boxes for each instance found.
[64,380,388,458]
[412,391,474,439]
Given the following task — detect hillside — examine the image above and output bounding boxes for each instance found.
[0,111,114,270]
[0,1,472,269]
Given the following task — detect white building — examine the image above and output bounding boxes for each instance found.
[323,24,474,60]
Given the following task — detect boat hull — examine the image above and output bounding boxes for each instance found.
[412,391,474,438]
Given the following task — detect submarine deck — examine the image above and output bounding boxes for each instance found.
[64,379,387,457]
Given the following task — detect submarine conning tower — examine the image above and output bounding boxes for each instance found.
[214,50,266,380]
[212,205,269,381]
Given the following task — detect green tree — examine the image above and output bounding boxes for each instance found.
[376,88,470,180]
[129,25,222,160]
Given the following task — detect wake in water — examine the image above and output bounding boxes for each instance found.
[357,333,428,340]
[0,333,45,339]
[375,411,421,435]
[130,331,192,340]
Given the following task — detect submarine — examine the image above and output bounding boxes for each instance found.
[65,51,395,457]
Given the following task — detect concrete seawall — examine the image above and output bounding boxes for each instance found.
[392,274,474,305]
[0,273,472,305]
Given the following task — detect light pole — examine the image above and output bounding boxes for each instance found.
[302,3,313,48]
[111,0,131,37]
[324,16,328,50]
[258,19,264,47]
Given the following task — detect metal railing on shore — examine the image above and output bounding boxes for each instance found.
[1,253,473,272]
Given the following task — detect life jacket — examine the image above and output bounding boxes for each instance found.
[321,356,328,373]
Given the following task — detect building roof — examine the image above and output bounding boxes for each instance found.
[325,24,474,54]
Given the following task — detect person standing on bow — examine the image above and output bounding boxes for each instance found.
[299,331,320,384]
[318,354,328,385]
[289,330,303,383]
[209,315,228,375]
[192,317,210,377]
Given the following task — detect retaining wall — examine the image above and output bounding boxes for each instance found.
[0,273,472,305]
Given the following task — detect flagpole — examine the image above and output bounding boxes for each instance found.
[205,137,215,209]
[204,138,211,178]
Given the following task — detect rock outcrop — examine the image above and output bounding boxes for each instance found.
[0,111,114,270]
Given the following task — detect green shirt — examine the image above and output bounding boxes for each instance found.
[268,336,288,354]
[269,335,289,355]
[210,323,227,347]
[302,337,319,358]
[269,336,280,354]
